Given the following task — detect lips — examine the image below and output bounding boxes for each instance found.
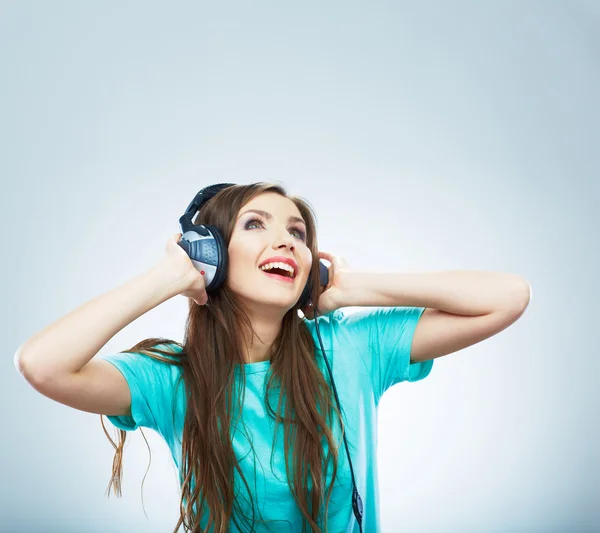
[258,256,298,279]
[261,270,295,283]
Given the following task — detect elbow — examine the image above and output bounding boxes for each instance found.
[517,277,532,310]
[14,348,29,378]
[14,349,48,388]
[506,276,531,313]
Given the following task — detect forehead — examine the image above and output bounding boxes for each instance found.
[239,192,302,218]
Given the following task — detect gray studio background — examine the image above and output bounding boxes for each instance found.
[2,1,598,532]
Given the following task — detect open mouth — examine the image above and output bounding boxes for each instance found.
[259,266,296,282]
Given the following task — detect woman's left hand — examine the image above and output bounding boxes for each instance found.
[301,250,350,319]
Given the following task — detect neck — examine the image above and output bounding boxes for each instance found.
[241,312,284,364]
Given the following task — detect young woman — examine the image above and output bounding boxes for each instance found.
[15,182,531,532]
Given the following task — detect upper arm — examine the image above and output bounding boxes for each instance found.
[22,358,132,417]
[333,307,434,403]
[409,306,528,363]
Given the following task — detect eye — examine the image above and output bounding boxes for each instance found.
[245,217,264,230]
[245,217,306,242]
[290,227,307,241]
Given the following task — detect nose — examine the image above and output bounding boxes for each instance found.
[272,227,295,250]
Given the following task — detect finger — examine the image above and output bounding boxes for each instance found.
[317,250,335,262]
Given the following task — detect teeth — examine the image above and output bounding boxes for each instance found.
[259,262,295,278]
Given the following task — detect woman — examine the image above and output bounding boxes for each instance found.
[15,182,531,532]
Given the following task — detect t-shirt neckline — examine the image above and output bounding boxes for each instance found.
[234,360,271,375]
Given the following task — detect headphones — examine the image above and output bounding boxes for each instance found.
[177,183,364,531]
[177,182,328,308]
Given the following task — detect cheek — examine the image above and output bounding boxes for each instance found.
[226,239,264,279]
[228,237,255,263]
[301,248,313,276]
[225,245,247,278]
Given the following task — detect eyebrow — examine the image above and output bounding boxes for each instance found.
[238,209,306,226]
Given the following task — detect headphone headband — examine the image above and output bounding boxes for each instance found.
[179,183,236,233]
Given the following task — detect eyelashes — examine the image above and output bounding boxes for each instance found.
[244,217,307,242]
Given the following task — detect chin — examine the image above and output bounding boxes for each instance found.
[260,296,298,308]
[235,291,297,308]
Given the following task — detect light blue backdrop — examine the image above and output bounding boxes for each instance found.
[2,1,598,532]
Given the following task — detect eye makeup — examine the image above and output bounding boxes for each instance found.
[244,216,307,242]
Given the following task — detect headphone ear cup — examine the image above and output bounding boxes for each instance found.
[298,260,329,309]
[179,224,228,292]
[298,271,313,309]
[204,224,228,291]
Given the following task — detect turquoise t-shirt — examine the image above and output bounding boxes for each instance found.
[99,306,434,532]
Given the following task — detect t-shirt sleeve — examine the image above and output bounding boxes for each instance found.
[333,307,433,404]
[96,343,183,435]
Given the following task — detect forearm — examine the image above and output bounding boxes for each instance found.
[339,270,531,315]
[15,263,183,381]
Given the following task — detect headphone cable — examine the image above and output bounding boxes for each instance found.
[312,304,364,532]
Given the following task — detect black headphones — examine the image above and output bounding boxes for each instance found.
[177,183,364,531]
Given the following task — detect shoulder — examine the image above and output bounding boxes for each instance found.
[98,341,185,385]
[305,307,425,339]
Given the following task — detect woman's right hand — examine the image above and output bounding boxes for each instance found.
[160,233,209,306]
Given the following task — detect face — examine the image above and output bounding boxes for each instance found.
[227,192,313,313]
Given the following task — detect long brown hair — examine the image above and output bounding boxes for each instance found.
[101,182,346,532]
